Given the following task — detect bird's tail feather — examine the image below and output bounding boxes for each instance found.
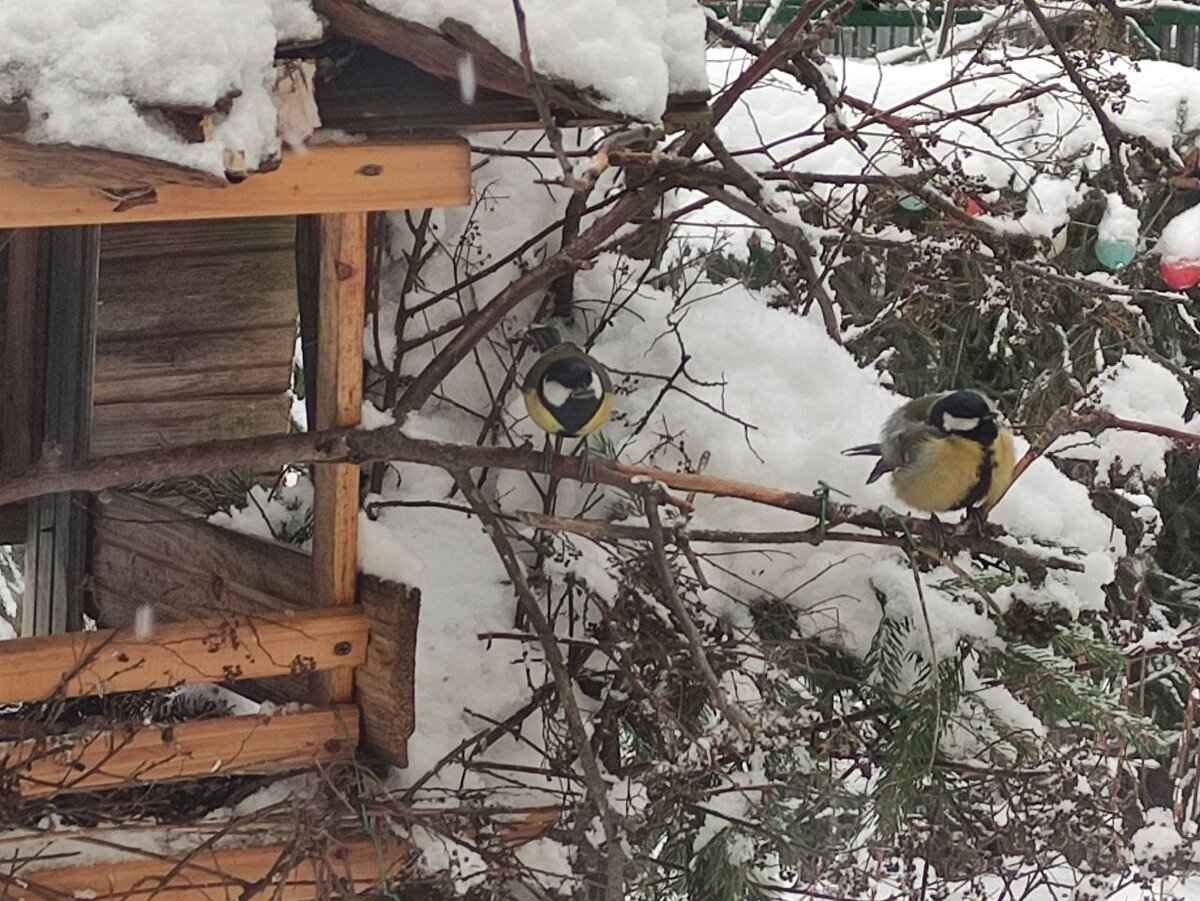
[841,443,882,457]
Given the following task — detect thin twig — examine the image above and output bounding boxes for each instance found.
[643,489,755,736]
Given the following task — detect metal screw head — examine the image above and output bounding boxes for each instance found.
[333,640,353,657]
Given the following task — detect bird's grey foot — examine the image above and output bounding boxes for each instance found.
[960,506,988,536]
[542,436,555,475]
[928,513,947,549]
[578,441,594,482]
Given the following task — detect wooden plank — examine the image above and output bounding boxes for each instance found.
[0,136,226,190]
[312,213,367,705]
[357,578,420,766]
[1,229,39,478]
[92,494,311,622]
[100,217,296,260]
[97,248,298,337]
[13,837,411,900]
[0,142,470,229]
[93,364,294,405]
[94,327,296,401]
[0,606,368,705]
[91,394,292,457]
[24,227,100,635]
[8,706,359,797]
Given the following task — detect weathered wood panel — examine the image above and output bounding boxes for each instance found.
[25,226,99,636]
[94,328,295,402]
[1,229,38,478]
[91,395,292,457]
[93,364,293,405]
[97,249,297,336]
[100,217,296,260]
[92,493,420,765]
[358,580,420,766]
[92,216,299,456]
[8,706,359,796]
[13,836,411,900]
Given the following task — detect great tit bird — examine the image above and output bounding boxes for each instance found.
[522,326,614,478]
[843,389,1015,515]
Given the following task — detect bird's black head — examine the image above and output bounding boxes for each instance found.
[543,356,596,391]
[929,390,998,444]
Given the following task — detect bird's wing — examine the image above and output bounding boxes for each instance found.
[866,457,895,484]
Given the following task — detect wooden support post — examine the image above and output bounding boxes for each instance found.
[23,226,99,636]
[0,606,368,704]
[7,706,359,796]
[1,229,39,478]
[312,213,367,704]
[12,836,411,900]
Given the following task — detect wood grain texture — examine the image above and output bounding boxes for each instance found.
[312,212,367,705]
[8,706,359,796]
[24,226,100,636]
[0,136,226,190]
[357,579,420,766]
[96,249,297,337]
[94,327,295,402]
[13,836,412,900]
[0,142,469,228]
[91,395,292,457]
[0,606,368,704]
[100,217,296,260]
[91,493,420,765]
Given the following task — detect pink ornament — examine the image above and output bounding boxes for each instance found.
[1160,258,1200,290]
[963,197,984,216]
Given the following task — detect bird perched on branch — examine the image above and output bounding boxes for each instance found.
[843,389,1015,517]
[522,326,613,479]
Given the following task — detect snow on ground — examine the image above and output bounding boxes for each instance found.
[364,0,708,121]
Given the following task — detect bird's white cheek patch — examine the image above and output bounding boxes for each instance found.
[542,379,571,408]
[943,414,980,432]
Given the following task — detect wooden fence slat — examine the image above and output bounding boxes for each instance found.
[312,212,367,705]
[6,706,359,796]
[0,142,469,229]
[0,606,368,705]
[12,837,410,900]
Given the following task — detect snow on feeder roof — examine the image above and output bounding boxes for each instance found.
[0,0,709,195]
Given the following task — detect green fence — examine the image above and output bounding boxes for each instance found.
[705,2,1200,66]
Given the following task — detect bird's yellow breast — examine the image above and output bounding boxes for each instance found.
[892,431,1015,513]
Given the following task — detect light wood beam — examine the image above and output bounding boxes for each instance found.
[312,213,367,704]
[12,836,410,900]
[7,706,359,796]
[0,142,469,229]
[0,606,368,705]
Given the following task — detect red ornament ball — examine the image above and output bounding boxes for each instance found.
[1160,258,1200,290]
